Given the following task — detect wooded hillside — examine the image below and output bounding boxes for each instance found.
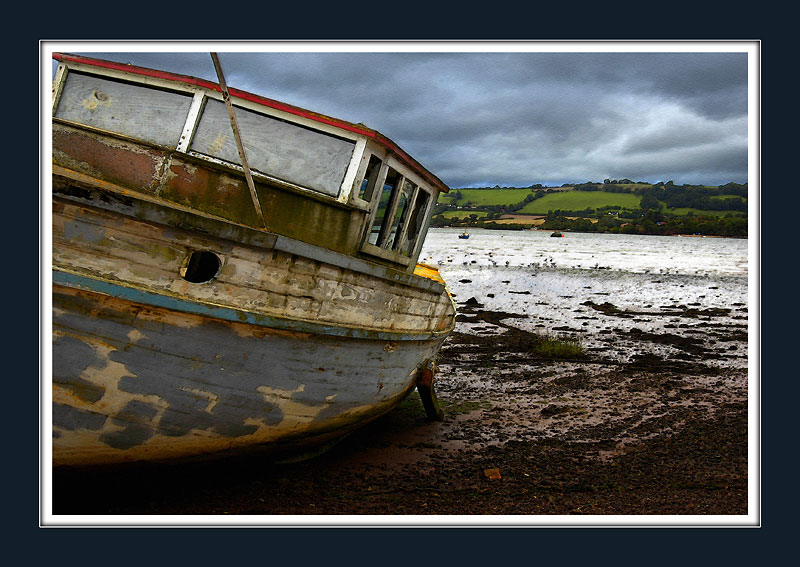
[432,181,748,237]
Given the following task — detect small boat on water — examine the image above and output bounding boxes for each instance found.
[550,231,564,238]
[458,232,470,239]
[50,53,456,466]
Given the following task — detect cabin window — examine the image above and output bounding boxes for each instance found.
[190,100,355,197]
[358,155,383,202]
[360,157,437,265]
[368,167,402,246]
[54,72,193,148]
[385,179,416,249]
[399,188,430,255]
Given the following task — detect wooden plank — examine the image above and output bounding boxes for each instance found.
[52,284,447,465]
[52,200,454,335]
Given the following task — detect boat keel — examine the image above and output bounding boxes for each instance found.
[416,360,444,421]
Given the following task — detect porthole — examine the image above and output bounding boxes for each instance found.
[180,251,221,283]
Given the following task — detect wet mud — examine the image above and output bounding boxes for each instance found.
[52,281,749,519]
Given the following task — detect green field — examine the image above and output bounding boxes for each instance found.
[518,191,642,214]
[445,188,535,206]
[438,185,747,219]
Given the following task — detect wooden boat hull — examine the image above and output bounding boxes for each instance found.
[51,189,455,467]
[48,53,457,467]
[53,282,447,466]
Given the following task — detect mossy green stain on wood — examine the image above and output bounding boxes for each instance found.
[159,156,363,255]
[161,159,262,227]
[256,186,362,255]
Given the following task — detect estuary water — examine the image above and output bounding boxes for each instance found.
[420,228,748,277]
[418,228,750,361]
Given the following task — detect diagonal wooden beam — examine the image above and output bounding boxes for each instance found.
[210,52,267,229]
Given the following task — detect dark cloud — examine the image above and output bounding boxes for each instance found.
[57,47,750,188]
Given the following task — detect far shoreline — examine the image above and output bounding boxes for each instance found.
[432,226,748,240]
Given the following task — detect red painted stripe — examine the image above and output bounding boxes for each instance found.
[53,52,449,192]
[52,52,374,136]
[53,52,221,91]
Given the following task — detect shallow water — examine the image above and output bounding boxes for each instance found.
[420,228,748,277]
[419,228,749,364]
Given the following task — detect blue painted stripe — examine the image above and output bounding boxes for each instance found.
[52,270,451,342]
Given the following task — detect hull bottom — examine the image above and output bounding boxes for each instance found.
[52,284,446,467]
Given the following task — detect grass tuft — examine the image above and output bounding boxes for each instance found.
[533,334,584,358]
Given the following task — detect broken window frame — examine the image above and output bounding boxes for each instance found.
[357,151,435,266]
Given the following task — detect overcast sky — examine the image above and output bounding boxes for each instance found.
[52,44,751,189]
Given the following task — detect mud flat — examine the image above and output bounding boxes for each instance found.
[51,265,750,520]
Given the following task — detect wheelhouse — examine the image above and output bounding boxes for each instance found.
[51,53,449,274]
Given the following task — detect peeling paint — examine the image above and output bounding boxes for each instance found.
[50,58,454,466]
[208,133,228,156]
[52,281,446,465]
[52,209,453,340]
[80,90,112,112]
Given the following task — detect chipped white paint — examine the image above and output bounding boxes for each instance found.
[80,91,112,112]
[52,281,447,466]
[256,384,331,426]
[179,386,220,413]
[338,137,368,203]
[177,92,207,153]
[53,200,454,336]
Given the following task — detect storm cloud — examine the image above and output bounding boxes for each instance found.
[55,46,750,189]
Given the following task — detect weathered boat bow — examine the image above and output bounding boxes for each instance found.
[50,53,455,466]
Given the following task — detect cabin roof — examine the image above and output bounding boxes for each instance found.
[53,52,450,194]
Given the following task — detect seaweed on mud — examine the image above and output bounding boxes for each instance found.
[624,328,708,355]
[445,303,586,363]
[560,415,643,444]
[540,404,576,417]
[581,300,733,320]
[581,301,634,318]
[620,353,721,377]
[551,371,596,390]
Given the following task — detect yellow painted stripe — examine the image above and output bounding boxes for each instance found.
[414,263,446,285]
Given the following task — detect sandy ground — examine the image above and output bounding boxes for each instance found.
[51,279,749,520]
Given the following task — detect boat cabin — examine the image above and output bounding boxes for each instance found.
[51,53,449,274]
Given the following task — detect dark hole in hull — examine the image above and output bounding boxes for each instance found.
[182,251,221,283]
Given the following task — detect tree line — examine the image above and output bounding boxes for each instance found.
[540,210,747,237]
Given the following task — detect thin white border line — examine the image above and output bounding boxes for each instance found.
[41,39,759,528]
